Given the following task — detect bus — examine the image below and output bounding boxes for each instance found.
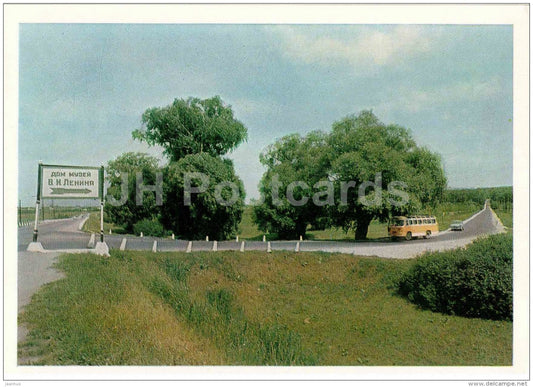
[388,215,439,241]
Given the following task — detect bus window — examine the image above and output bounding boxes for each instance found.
[392,218,405,226]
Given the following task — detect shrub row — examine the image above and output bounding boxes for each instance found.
[133,219,166,237]
[398,233,512,321]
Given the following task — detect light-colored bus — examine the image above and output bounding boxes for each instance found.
[388,215,439,240]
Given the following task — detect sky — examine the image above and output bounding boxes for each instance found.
[18,24,513,206]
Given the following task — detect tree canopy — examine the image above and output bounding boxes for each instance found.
[328,111,446,239]
[104,152,161,233]
[253,110,447,240]
[161,153,245,240]
[252,131,332,239]
[132,96,248,161]
[112,95,250,239]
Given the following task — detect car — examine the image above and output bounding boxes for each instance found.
[450,220,464,231]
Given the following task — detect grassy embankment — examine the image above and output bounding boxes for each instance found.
[83,212,125,235]
[493,209,513,229]
[19,248,512,366]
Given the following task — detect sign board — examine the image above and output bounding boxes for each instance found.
[40,164,103,200]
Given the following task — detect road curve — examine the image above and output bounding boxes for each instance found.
[18,202,505,259]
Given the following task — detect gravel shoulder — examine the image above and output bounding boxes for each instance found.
[17,250,64,364]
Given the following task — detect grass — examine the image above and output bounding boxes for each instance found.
[493,208,513,229]
[18,206,94,224]
[234,206,385,241]
[19,249,512,365]
[432,202,484,231]
[308,221,388,240]
[238,202,483,241]
[89,201,498,240]
[82,212,126,234]
[18,252,226,365]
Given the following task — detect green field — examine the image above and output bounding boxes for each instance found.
[237,202,485,241]
[19,249,512,366]
[18,206,94,224]
[83,212,126,235]
[494,209,513,229]
[89,201,496,240]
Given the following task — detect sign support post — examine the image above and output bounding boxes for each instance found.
[28,163,45,252]
[33,163,42,242]
[94,165,109,256]
[99,166,104,243]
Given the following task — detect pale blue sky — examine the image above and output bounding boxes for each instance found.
[19,24,513,205]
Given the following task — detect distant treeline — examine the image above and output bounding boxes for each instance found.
[443,186,512,210]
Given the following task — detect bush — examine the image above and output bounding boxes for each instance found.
[398,233,512,321]
[133,219,165,237]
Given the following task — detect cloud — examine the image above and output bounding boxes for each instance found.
[270,25,433,68]
[374,76,507,114]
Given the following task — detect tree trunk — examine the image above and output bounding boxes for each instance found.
[295,222,307,240]
[355,216,372,240]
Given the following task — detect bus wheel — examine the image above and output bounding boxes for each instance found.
[405,232,412,241]
[425,230,431,239]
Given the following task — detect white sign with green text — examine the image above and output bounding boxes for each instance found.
[41,165,101,199]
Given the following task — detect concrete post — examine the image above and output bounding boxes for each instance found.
[87,233,96,248]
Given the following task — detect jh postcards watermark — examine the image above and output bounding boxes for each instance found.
[105,171,410,208]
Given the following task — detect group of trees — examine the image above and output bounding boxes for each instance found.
[105,96,447,241]
[105,96,247,240]
[253,111,447,240]
[443,186,512,210]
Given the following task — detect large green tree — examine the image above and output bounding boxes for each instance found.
[328,110,447,239]
[132,96,248,161]
[104,152,161,233]
[161,153,245,240]
[253,110,447,240]
[252,131,332,239]
[130,96,248,240]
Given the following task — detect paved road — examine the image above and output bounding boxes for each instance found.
[18,202,505,258]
